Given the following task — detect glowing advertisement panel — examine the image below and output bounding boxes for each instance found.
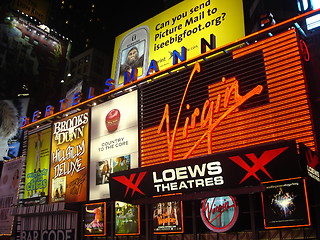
[261,178,311,229]
[153,201,183,234]
[0,157,23,236]
[110,140,302,202]
[49,109,89,203]
[90,91,139,200]
[111,0,245,87]
[139,29,316,167]
[84,202,106,236]
[24,128,51,199]
[115,201,140,235]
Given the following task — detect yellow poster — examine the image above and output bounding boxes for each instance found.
[49,109,89,203]
[111,0,244,88]
[24,128,51,199]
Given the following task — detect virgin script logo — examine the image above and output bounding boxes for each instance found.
[112,172,147,197]
[157,62,263,161]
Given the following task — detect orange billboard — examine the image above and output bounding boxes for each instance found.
[139,28,316,166]
[49,109,89,203]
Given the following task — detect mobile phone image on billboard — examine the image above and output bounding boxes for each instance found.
[114,26,149,88]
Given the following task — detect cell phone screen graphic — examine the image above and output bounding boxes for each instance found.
[118,40,146,85]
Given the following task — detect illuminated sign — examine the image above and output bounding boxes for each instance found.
[261,178,311,229]
[299,143,320,182]
[89,91,139,200]
[153,201,184,234]
[139,28,316,167]
[84,202,106,236]
[49,109,89,203]
[24,128,51,199]
[115,201,140,235]
[200,196,238,232]
[157,62,263,161]
[110,140,302,202]
[111,0,245,87]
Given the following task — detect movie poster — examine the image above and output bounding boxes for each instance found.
[50,109,89,203]
[0,157,23,235]
[84,202,106,236]
[115,201,140,235]
[24,128,51,199]
[90,91,139,200]
[261,178,311,229]
[153,201,184,234]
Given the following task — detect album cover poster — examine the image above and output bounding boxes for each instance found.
[115,201,140,235]
[84,202,106,236]
[153,201,184,234]
[50,109,89,203]
[261,178,311,229]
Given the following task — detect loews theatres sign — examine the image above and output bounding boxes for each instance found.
[109,140,303,202]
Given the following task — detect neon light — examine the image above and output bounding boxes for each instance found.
[157,62,263,161]
[32,110,41,123]
[157,62,201,161]
[140,28,316,167]
[201,196,239,233]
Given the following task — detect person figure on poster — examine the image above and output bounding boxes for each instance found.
[113,156,128,173]
[115,202,122,232]
[11,169,20,190]
[101,159,110,184]
[119,46,144,84]
[86,206,103,233]
[125,206,137,233]
[170,201,179,226]
[34,131,42,172]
